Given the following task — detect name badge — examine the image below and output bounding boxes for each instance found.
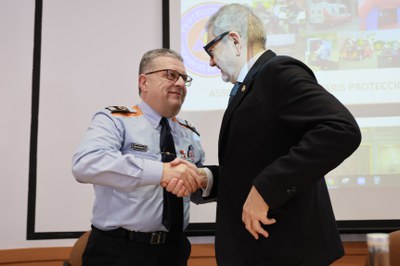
[131,143,148,152]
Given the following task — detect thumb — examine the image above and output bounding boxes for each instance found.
[169,157,182,166]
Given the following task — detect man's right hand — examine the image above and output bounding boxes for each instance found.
[162,177,188,197]
[170,158,209,188]
[160,158,201,196]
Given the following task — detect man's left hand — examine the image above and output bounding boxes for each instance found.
[242,186,276,240]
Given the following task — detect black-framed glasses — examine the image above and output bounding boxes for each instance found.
[203,31,230,58]
[145,69,193,87]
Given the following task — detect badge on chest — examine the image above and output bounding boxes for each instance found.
[131,143,148,152]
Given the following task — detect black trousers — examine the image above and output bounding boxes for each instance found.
[83,228,191,266]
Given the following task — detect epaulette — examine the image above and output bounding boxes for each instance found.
[105,106,135,114]
[176,119,200,136]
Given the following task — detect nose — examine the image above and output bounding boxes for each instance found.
[209,57,216,67]
[176,75,186,87]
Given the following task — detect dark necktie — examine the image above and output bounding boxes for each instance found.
[159,117,183,233]
[228,82,242,104]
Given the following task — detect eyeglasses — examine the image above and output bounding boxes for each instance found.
[145,69,193,87]
[203,31,230,58]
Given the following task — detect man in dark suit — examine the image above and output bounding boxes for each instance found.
[198,3,362,266]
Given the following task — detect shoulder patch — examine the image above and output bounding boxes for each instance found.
[106,106,132,113]
[106,105,142,117]
[174,118,200,136]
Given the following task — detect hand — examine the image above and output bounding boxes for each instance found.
[242,186,276,240]
[162,177,189,197]
[170,158,208,189]
[161,158,200,195]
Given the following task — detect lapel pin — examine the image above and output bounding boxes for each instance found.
[241,85,246,92]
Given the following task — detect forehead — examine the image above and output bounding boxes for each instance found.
[153,56,184,70]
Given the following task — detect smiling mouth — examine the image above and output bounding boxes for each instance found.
[169,90,183,97]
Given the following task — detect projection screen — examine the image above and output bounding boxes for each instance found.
[169,0,400,232]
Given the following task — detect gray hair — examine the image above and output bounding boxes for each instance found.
[205,3,266,48]
[139,48,184,74]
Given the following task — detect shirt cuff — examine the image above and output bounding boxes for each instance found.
[140,159,163,186]
[201,167,214,197]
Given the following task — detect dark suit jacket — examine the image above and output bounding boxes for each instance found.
[197,50,361,266]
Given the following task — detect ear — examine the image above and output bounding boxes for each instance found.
[138,74,148,93]
[229,31,242,55]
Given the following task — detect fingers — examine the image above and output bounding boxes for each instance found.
[183,168,199,192]
[242,212,266,239]
[173,160,202,189]
[165,178,190,197]
[165,178,179,192]
[171,163,200,193]
[255,216,276,239]
[242,186,276,239]
[171,158,197,172]
[242,213,276,239]
[242,211,276,240]
[177,183,190,197]
[170,179,184,196]
[175,158,196,169]
[194,168,208,188]
[161,160,202,194]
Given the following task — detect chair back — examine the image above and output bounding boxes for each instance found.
[64,230,91,266]
[389,230,400,266]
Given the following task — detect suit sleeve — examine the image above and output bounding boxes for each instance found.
[253,57,362,209]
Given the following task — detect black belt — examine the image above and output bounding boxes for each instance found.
[91,225,180,245]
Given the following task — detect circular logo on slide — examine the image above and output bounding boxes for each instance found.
[181,3,223,77]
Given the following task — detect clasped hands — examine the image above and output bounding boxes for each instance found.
[160,159,276,240]
[160,158,207,197]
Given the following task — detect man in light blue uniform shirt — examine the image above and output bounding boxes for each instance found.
[72,48,212,266]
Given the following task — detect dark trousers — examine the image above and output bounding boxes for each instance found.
[83,228,191,266]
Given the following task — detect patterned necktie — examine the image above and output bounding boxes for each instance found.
[159,117,183,233]
[228,82,242,104]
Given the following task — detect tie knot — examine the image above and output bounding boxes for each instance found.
[160,117,169,128]
[230,82,242,97]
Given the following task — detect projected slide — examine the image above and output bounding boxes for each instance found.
[178,0,400,111]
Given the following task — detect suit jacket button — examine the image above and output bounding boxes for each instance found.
[286,188,293,195]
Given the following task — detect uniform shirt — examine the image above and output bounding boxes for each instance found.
[72,101,206,232]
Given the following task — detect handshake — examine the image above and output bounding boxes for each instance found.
[160,158,208,197]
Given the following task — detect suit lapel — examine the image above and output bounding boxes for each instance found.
[218,50,276,158]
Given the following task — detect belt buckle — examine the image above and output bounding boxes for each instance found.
[150,232,166,244]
